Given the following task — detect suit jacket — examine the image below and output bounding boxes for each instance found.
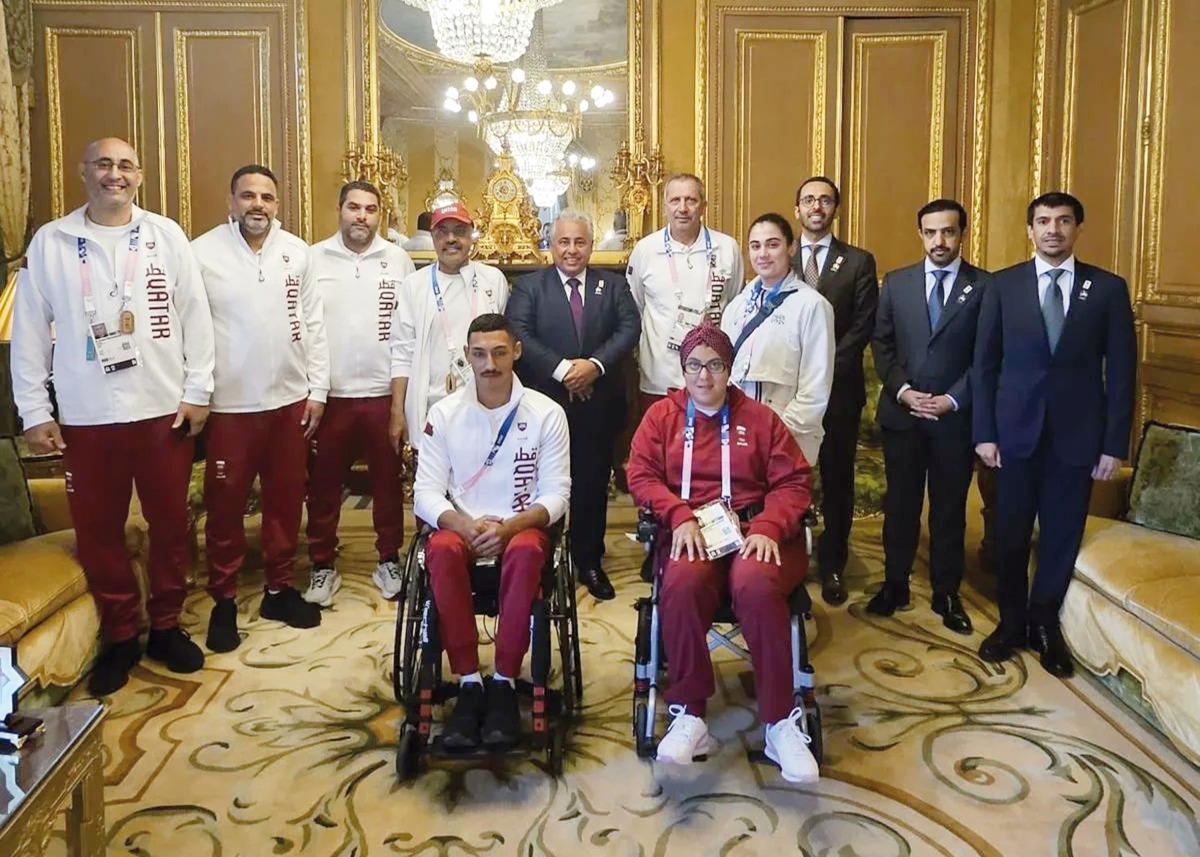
[872,259,991,435]
[792,236,879,410]
[972,259,1137,467]
[506,266,641,410]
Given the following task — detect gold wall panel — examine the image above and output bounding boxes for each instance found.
[1059,0,1139,274]
[173,28,271,236]
[844,19,961,276]
[38,25,143,221]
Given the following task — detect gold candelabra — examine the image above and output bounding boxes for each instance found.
[342,140,408,221]
[611,130,664,245]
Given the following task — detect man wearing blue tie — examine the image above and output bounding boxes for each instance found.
[972,192,1137,677]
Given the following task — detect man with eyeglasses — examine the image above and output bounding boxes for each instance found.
[12,137,214,695]
[192,164,329,652]
[627,173,744,417]
[388,202,509,464]
[791,176,879,606]
[302,181,415,608]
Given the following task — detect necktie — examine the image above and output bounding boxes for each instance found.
[928,269,950,329]
[1042,268,1066,352]
[803,244,821,289]
[567,277,584,342]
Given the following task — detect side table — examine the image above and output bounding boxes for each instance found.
[0,703,106,856]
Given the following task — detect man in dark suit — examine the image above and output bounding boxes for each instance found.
[791,177,879,605]
[973,192,1136,677]
[507,210,641,601]
[869,199,990,633]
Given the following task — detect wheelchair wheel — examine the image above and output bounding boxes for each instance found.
[394,535,426,704]
[552,545,583,716]
[633,700,655,758]
[396,722,423,782]
[547,720,567,777]
[805,699,824,764]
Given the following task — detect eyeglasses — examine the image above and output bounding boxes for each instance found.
[683,358,728,376]
[798,194,836,209]
[88,158,141,175]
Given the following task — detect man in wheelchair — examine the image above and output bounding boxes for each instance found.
[412,313,571,750]
[626,321,819,783]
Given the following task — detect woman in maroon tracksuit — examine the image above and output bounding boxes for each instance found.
[626,321,818,783]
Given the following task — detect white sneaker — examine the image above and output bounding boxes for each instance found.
[656,704,717,764]
[764,707,819,784]
[372,559,404,599]
[303,566,342,607]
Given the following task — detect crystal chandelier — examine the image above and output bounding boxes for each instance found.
[442,11,617,207]
[401,0,565,64]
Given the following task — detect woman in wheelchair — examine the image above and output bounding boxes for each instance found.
[626,321,819,783]
[412,314,572,751]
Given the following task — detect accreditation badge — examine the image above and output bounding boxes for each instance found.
[92,330,140,374]
[693,500,744,560]
[666,302,707,353]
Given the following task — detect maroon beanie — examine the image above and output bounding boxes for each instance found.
[679,319,734,368]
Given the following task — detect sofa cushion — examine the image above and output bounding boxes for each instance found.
[1124,577,1200,658]
[0,530,90,644]
[0,437,37,546]
[1127,421,1200,540]
[1075,516,1200,605]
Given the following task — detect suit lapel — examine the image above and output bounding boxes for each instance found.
[816,237,845,296]
[581,269,608,348]
[1020,260,1053,354]
[930,264,979,340]
[1055,262,1092,356]
[547,268,582,348]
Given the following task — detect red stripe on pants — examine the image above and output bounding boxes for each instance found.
[424,528,549,677]
[61,415,193,641]
[204,399,308,599]
[305,395,404,564]
[659,536,807,723]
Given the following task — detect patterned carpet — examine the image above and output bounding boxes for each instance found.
[54,500,1200,857]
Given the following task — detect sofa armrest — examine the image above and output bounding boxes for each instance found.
[28,478,74,534]
[1087,466,1132,520]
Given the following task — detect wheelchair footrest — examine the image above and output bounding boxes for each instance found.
[425,735,538,760]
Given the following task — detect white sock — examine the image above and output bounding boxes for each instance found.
[460,671,483,685]
[493,671,516,687]
[267,589,280,595]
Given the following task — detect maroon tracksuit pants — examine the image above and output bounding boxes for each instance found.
[204,399,307,599]
[61,414,193,642]
[659,536,808,723]
[305,395,404,564]
[424,528,549,677]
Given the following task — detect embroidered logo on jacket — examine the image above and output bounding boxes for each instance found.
[512,447,538,512]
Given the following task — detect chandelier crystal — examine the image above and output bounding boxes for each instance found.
[401,0,565,64]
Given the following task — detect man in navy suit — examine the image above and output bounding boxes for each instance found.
[973,192,1136,677]
[869,199,990,634]
[506,210,641,600]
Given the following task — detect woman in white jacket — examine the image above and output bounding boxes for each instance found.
[721,213,835,465]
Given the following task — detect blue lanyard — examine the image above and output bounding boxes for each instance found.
[681,398,732,506]
[746,275,787,316]
[459,403,521,493]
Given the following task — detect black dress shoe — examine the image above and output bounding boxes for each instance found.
[442,681,486,750]
[821,570,847,606]
[146,627,205,673]
[206,598,241,653]
[261,586,322,628]
[578,564,615,601]
[866,580,910,616]
[1029,623,1075,678]
[979,624,1027,662]
[88,637,142,696]
[481,678,522,749]
[931,592,974,635]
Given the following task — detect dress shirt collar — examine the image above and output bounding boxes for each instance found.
[1034,254,1076,279]
[924,255,963,277]
[557,267,588,287]
[800,233,833,252]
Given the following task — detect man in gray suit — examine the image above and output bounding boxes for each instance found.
[867,199,990,633]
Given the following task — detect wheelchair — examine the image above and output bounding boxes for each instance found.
[631,505,824,764]
[392,521,583,780]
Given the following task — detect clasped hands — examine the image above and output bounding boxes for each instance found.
[670,520,782,566]
[562,358,599,401]
[899,388,954,420]
[455,514,513,559]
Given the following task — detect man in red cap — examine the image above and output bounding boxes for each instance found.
[389,202,509,460]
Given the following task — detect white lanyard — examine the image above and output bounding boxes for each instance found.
[430,264,479,355]
[664,226,715,284]
[681,398,732,506]
[78,226,140,321]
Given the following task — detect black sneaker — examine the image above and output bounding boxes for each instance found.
[206,598,241,652]
[146,626,205,673]
[481,678,521,749]
[260,586,322,628]
[88,636,142,696]
[442,681,487,750]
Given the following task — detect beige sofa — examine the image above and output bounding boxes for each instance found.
[1062,471,1200,766]
[0,478,147,705]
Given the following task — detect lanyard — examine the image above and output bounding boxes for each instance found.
[743,275,787,320]
[430,264,479,353]
[78,226,140,320]
[681,398,732,506]
[458,403,520,493]
[664,226,714,284]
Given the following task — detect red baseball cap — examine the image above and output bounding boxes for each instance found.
[430,201,473,229]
